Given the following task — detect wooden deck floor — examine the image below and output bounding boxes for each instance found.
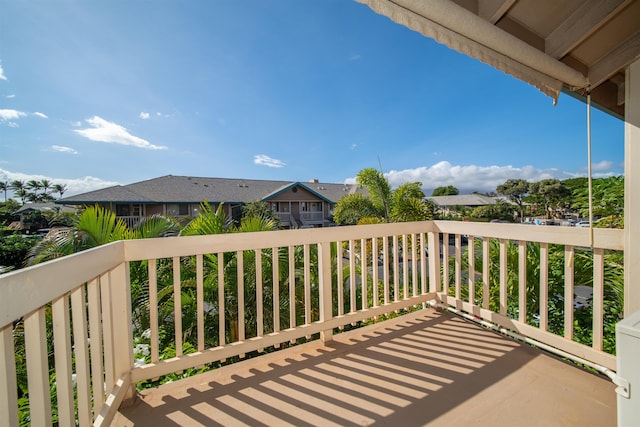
[114,309,616,426]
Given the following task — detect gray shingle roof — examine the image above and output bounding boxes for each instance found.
[428,194,506,207]
[57,175,364,205]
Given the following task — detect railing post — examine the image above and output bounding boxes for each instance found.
[109,262,135,401]
[318,242,333,343]
[0,326,18,427]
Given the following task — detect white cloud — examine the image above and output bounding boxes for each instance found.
[139,112,150,120]
[349,54,362,61]
[0,63,6,80]
[254,154,286,168]
[51,145,78,154]
[74,116,167,150]
[0,168,120,198]
[5,94,15,99]
[0,109,26,121]
[34,112,48,119]
[344,160,605,196]
[591,160,614,172]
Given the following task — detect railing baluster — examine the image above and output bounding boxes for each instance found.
[100,273,115,394]
[519,241,527,323]
[468,236,475,305]
[428,232,440,294]
[349,240,357,316]
[87,277,104,416]
[593,248,605,350]
[482,237,490,309]
[419,233,427,297]
[337,241,344,329]
[393,235,400,303]
[442,233,450,296]
[196,254,205,353]
[52,293,74,427]
[256,249,264,346]
[539,243,549,331]
[70,285,92,427]
[361,238,368,312]
[372,237,379,310]
[402,234,409,299]
[148,260,159,364]
[455,234,462,300]
[412,233,418,298]
[237,250,245,353]
[499,239,507,315]
[0,325,18,427]
[172,257,182,359]
[288,245,296,337]
[383,236,390,305]
[218,252,225,348]
[272,247,280,346]
[304,244,311,328]
[318,241,333,343]
[24,307,52,426]
[565,245,575,340]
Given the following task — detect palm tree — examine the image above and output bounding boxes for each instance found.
[0,181,7,202]
[53,183,68,199]
[333,168,432,225]
[9,180,26,204]
[39,179,53,200]
[26,179,42,199]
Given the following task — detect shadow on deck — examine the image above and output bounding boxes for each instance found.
[114,309,616,426]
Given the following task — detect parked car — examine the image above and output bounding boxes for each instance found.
[576,221,591,227]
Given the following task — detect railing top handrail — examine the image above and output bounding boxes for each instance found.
[433,220,624,250]
[123,221,437,261]
[0,241,125,329]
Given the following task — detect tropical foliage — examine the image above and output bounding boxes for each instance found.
[333,168,433,225]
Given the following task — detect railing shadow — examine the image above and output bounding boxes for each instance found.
[116,309,614,426]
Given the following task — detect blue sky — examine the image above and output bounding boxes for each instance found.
[0,0,624,198]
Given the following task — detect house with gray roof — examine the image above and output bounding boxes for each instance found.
[427,194,510,217]
[56,175,365,228]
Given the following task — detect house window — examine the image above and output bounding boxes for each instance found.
[166,204,179,216]
[132,204,141,217]
[179,204,189,216]
[116,204,130,216]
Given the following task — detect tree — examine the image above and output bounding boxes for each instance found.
[389,182,432,222]
[332,194,379,225]
[528,179,571,218]
[333,168,432,225]
[9,180,27,204]
[53,184,68,199]
[496,179,529,221]
[0,182,7,202]
[356,168,392,221]
[572,176,624,226]
[241,200,281,228]
[432,185,459,196]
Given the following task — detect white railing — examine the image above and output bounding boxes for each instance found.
[300,211,324,222]
[117,216,142,229]
[0,220,624,426]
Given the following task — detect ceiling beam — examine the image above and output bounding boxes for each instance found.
[545,0,628,59]
[589,31,640,88]
[477,0,516,24]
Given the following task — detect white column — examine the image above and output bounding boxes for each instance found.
[624,58,640,316]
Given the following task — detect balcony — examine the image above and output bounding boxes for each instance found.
[0,220,623,426]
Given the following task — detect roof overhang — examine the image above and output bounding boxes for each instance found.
[356,0,640,118]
